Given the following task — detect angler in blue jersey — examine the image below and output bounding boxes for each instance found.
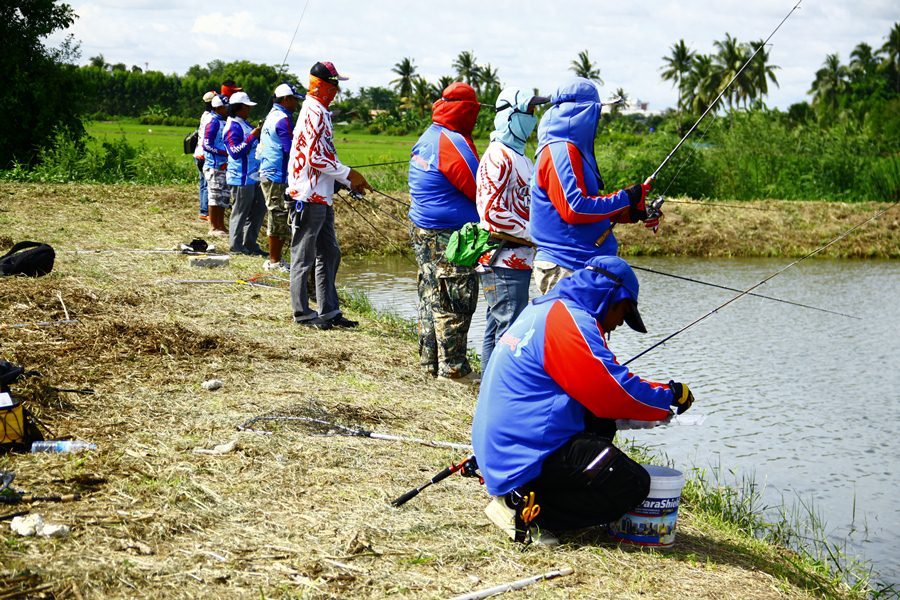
[408,82,482,382]
[530,78,659,294]
[472,255,695,543]
[259,82,304,272]
[202,94,231,237]
[224,91,266,255]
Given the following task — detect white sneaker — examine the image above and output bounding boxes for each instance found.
[484,497,559,546]
[484,497,517,541]
[438,371,481,385]
[263,259,290,273]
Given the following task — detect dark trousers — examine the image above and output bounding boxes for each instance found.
[527,429,650,532]
[289,203,341,322]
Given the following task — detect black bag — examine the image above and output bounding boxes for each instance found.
[0,242,55,277]
[184,130,199,155]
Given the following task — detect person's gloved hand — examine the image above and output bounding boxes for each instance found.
[668,380,694,414]
[623,178,653,223]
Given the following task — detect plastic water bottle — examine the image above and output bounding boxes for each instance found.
[30,440,96,454]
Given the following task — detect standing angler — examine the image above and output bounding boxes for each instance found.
[259,82,304,272]
[224,91,266,255]
[408,82,482,382]
[530,78,657,294]
[287,61,371,330]
[475,88,549,367]
[192,90,217,221]
[471,255,695,544]
[202,94,231,237]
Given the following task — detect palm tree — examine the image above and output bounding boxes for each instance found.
[411,77,436,114]
[611,87,628,115]
[747,40,780,103]
[390,57,417,102]
[570,50,603,84]
[683,54,720,114]
[452,51,480,87]
[660,39,694,115]
[880,22,900,92]
[479,64,501,89]
[713,34,746,109]
[809,53,849,113]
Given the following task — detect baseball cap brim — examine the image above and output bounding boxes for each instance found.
[623,301,647,333]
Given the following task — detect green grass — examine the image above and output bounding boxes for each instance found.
[84,118,491,168]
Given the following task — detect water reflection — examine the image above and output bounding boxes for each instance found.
[339,255,900,584]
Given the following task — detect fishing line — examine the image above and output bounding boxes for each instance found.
[623,202,898,367]
[371,187,412,209]
[631,265,859,319]
[336,193,416,263]
[278,0,313,75]
[350,191,409,227]
[663,199,774,211]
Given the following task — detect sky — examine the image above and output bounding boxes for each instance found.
[47,0,898,111]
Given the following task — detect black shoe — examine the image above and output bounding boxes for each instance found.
[296,317,333,330]
[329,315,359,328]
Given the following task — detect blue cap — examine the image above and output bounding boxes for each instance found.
[583,256,646,333]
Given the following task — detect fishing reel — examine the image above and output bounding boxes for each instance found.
[647,195,665,220]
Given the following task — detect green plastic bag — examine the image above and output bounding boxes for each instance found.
[444,223,499,267]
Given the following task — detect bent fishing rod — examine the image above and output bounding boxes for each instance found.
[644,0,803,220]
[624,202,897,367]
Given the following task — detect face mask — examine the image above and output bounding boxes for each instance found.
[492,90,539,154]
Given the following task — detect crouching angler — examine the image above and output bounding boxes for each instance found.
[471,256,695,544]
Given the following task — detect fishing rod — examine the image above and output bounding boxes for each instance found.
[644,0,803,221]
[0,319,79,330]
[391,454,480,507]
[349,160,409,169]
[651,1,801,182]
[336,193,417,263]
[631,264,859,319]
[347,189,409,228]
[372,187,411,209]
[237,414,472,451]
[624,202,897,367]
[163,278,284,289]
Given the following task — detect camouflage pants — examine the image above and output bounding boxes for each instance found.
[410,225,478,378]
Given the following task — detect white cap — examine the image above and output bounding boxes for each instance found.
[211,94,229,108]
[274,83,304,98]
[228,91,257,106]
[202,91,217,103]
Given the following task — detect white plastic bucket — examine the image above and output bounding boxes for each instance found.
[609,465,685,548]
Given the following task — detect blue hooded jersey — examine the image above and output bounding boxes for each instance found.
[530,78,632,270]
[258,103,294,184]
[471,255,674,496]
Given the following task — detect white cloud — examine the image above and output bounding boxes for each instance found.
[45,0,898,109]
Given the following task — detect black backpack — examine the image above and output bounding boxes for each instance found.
[0,242,55,277]
[184,130,199,155]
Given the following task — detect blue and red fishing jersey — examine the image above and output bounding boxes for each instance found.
[471,256,675,496]
[408,82,481,230]
[530,79,633,270]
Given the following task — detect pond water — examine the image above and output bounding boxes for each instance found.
[339,255,900,585]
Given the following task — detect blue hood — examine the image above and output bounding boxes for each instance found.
[536,77,602,184]
[536,256,644,330]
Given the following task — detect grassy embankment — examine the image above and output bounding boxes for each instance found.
[0,184,893,598]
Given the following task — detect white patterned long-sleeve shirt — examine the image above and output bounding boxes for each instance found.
[287,96,351,206]
[475,141,536,270]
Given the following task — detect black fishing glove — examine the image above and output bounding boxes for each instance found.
[623,181,652,223]
[668,381,694,414]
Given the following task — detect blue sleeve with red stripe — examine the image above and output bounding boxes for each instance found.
[203,119,227,156]
[275,117,293,154]
[542,300,672,421]
[536,144,629,224]
[225,123,256,158]
[438,130,479,201]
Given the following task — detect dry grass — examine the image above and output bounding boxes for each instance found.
[0,183,879,599]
